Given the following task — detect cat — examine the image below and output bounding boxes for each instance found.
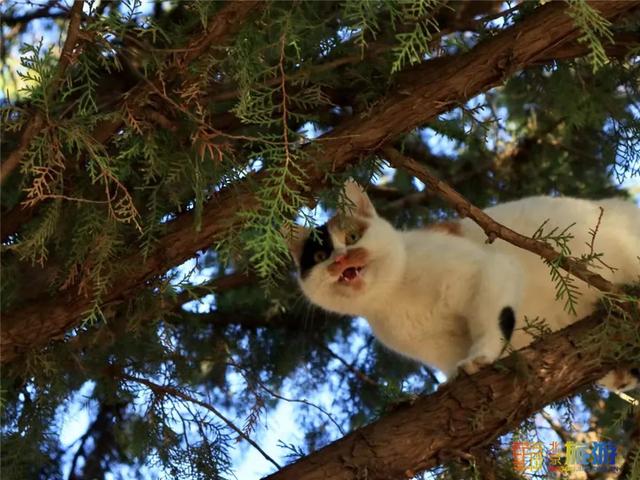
[284,180,640,391]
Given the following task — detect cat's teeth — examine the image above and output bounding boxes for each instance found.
[339,266,365,283]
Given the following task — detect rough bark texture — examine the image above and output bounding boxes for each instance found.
[262,308,635,480]
[2,1,637,362]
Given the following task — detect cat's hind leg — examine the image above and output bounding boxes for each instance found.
[457,253,523,375]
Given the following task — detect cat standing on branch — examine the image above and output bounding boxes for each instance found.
[284,178,640,391]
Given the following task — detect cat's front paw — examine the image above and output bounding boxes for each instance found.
[456,355,492,376]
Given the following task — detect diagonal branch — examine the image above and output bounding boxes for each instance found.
[381,146,616,293]
[0,0,84,185]
[261,304,638,480]
[2,0,636,363]
[118,372,281,470]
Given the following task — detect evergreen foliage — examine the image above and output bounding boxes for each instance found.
[1,1,639,479]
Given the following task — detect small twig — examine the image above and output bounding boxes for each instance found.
[209,44,392,103]
[228,360,346,435]
[279,23,293,169]
[382,146,616,294]
[129,62,279,146]
[67,421,93,480]
[587,206,604,256]
[540,410,572,444]
[319,343,379,387]
[119,372,281,470]
[22,194,108,206]
[421,366,441,386]
[173,271,256,309]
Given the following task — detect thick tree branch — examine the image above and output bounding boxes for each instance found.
[261,305,637,480]
[382,146,616,293]
[0,0,84,185]
[2,0,636,363]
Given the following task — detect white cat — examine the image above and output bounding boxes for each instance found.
[285,181,640,391]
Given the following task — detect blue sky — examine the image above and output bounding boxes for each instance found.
[3,1,639,478]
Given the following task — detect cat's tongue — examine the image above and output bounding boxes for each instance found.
[341,267,359,281]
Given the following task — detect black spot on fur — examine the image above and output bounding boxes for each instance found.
[499,307,515,342]
[631,367,640,381]
[299,224,333,278]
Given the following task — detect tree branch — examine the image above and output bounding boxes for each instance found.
[0,0,84,185]
[2,1,65,26]
[118,372,281,470]
[89,0,264,142]
[534,31,640,64]
[261,305,637,480]
[2,0,636,363]
[172,271,256,309]
[318,343,380,388]
[67,401,127,480]
[1,0,265,233]
[540,410,573,444]
[382,146,616,293]
[177,307,341,333]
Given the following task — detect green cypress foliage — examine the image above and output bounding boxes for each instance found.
[1,1,638,478]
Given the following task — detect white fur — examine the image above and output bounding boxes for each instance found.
[295,185,640,389]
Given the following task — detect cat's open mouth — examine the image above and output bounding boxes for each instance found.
[338,266,364,283]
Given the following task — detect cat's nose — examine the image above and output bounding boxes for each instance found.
[333,250,348,264]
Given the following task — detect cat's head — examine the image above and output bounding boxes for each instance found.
[284,180,406,316]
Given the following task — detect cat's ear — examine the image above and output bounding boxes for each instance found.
[343,179,376,217]
[281,223,310,266]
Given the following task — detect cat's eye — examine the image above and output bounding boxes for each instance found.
[345,230,361,245]
[314,251,328,263]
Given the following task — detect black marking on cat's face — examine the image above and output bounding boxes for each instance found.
[499,306,515,342]
[631,367,640,382]
[299,224,333,278]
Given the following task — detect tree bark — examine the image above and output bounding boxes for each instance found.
[2,1,637,363]
[261,307,637,480]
